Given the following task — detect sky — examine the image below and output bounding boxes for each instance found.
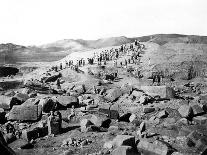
[0,0,206,46]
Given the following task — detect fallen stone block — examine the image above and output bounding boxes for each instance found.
[82,99,94,105]
[119,113,132,122]
[129,113,137,123]
[39,98,57,113]
[0,95,18,110]
[21,88,32,94]
[112,135,135,148]
[110,104,120,119]
[98,104,110,116]
[193,116,207,125]
[57,96,79,108]
[44,72,61,83]
[187,130,203,147]
[138,95,151,104]
[131,90,143,99]
[72,84,86,95]
[192,105,204,116]
[137,140,169,155]
[8,105,42,121]
[80,119,94,132]
[139,122,146,133]
[158,110,168,118]
[105,88,123,102]
[28,92,37,98]
[143,107,155,114]
[22,98,40,106]
[14,93,29,103]
[22,127,48,141]
[148,116,160,125]
[121,84,133,95]
[4,91,15,97]
[0,132,16,155]
[90,114,111,128]
[195,138,207,155]
[178,105,193,118]
[103,141,113,149]
[20,142,34,149]
[112,145,137,155]
[140,85,175,99]
[177,118,189,125]
[3,133,16,144]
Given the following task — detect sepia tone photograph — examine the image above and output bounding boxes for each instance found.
[0,0,207,154]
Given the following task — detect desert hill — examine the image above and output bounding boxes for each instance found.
[1,34,207,65]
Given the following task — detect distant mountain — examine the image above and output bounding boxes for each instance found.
[38,36,133,50]
[1,34,207,64]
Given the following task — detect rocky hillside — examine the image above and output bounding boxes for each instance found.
[1,34,207,65]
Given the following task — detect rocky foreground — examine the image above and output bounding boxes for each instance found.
[1,42,207,155]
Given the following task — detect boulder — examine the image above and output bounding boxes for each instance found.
[98,104,110,116]
[3,133,16,144]
[21,88,32,94]
[4,91,15,97]
[110,104,120,119]
[140,86,175,99]
[72,84,86,95]
[14,93,29,103]
[90,115,111,128]
[105,88,123,102]
[139,122,146,133]
[28,92,37,98]
[158,110,168,118]
[22,127,48,141]
[186,130,203,147]
[112,135,135,148]
[178,105,193,118]
[137,140,169,155]
[44,72,61,83]
[39,98,57,113]
[195,139,207,155]
[121,84,133,95]
[103,141,113,149]
[8,105,42,121]
[143,107,155,114]
[112,146,137,155]
[0,131,16,155]
[131,90,143,99]
[129,113,137,123]
[20,143,34,149]
[192,105,204,116]
[22,98,40,106]
[193,116,207,125]
[80,119,94,132]
[0,95,18,110]
[138,95,151,104]
[119,113,132,122]
[82,99,94,105]
[57,96,79,108]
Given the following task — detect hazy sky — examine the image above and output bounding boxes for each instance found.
[0,0,206,45]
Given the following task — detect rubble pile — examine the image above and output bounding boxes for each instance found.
[1,41,207,155]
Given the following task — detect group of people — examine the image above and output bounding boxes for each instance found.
[52,39,144,72]
[50,40,155,84]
